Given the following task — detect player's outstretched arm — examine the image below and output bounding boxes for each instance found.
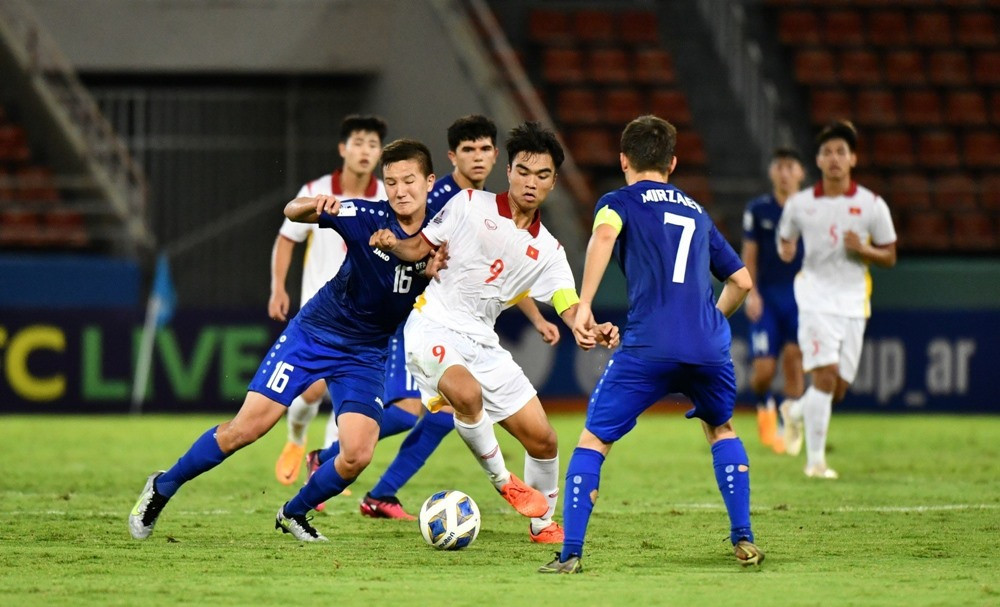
[370,229,434,262]
[716,267,753,318]
[284,195,341,223]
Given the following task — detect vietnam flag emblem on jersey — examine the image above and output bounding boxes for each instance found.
[849,207,862,215]
[526,245,539,260]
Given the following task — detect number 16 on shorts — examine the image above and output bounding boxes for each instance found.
[266,361,295,394]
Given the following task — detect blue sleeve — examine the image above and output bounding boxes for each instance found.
[594,191,627,225]
[709,223,745,281]
[741,200,757,242]
[317,201,371,246]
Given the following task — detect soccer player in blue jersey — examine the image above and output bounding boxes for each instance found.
[741,148,806,454]
[304,115,559,520]
[539,115,761,573]
[128,139,442,542]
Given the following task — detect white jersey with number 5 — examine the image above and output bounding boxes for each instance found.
[416,189,576,347]
[278,171,386,306]
[777,181,896,319]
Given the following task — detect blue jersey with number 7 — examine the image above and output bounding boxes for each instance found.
[594,180,744,364]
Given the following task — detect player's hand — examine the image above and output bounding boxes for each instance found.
[744,289,763,322]
[268,288,290,322]
[843,230,865,254]
[572,302,598,350]
[313,194,341,217]
[593,322,620,349]
[370,229,398,251]
[535,319,561,346]
[425,242,450,281]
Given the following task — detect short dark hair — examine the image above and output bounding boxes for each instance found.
[447,114,497,150]
[620,115,676,173]
[506,121,565,169]
[816,120,858,152]
[380,138,433,177]
[340,114,388,144]
[771,146,803,164]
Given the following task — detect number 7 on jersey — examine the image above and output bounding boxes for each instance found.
[663,211,695,284]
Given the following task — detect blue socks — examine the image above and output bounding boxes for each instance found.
[560,447,605,561]
[284,458,354,516]
[370,410,454,498]
[711,438,753,544]
[316,405,419,465]
[155,426,229,498]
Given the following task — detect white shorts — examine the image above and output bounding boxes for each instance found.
[402,311,537,423]
[798,311,867,382]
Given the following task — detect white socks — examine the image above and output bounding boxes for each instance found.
[286,395,322,445]
[323,412,340,448]
[802,386,833,469]
[525,454,559,533]
[453,412,510,489]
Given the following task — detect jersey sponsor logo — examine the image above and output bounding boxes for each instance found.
[480,445,500,460]
[375,396,384,407]
[849,207,862,215]
[431,208,446,224]
[372,247,391,262]
[526,245,539,260]
[338,201,357,217]
[640,188,703,213]
[485,218,497,230]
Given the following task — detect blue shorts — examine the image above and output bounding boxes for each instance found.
[247,319,385,424]
[384,326,420,405]
[749,287,798,359]
[585,349,736,442]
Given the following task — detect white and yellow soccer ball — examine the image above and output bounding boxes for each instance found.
[418,490,481,550]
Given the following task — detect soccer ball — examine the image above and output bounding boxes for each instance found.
[418,490,481,550]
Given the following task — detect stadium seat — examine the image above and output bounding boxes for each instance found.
[529,10,572,44]
[888,173,931,209]
[855,89,897,126]
[16,166,60,202]
[980,175,1000,210]
[944,90,988,126]
[839,50,881,86]
[672,173,713,206]
[778,11,821,46]
[955,12,997,47]
[542,49,585,84]
[567,127,618,167]
[0,208,44,247]
[972,51,1000,85]
[574,9,617,44]
[794,50,837,85]
[884,50,926,86]
[0,125,30,162]
[963,132,1000,168]
[900,90,943,125]
[992,91,1000,125]
[903,210,950,250]
[927,51,971,86]
[632,49,675,84]
[872,130,915,168]
[620,10,660,46]
[45,207,89,247]
[853,170,886,198]
[916,131,960,169]
[603,89,645,126]
[868,11,909,46]
[556,89,600,125]
[825,10,865,46]
[587,48,630,84]
[810,89,852,124]
[951,211,997,251]
[932,173,977,209]
[675,131,707,166]
[911,12,953,46]
[649,89,692,125]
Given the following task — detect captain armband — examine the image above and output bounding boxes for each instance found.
[593,205,623,235]
[552,288,581,316]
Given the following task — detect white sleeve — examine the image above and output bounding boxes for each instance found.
[777,197,799,242]
[870,196,898,246]
[421,192,470,246]
[531,247,576,306]
[278,183,313,242]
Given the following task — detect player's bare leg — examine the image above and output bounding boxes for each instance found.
[499,397,563,542]
[701,420,763,566]
[276,379,327,485]
[439,365,546,518]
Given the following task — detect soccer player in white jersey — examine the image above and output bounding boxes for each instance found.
[371,122,619,543]
[270,115,387,487]
[777,120,897,479]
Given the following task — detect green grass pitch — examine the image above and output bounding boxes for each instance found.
[1,411,998,606]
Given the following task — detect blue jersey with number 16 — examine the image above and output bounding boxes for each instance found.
[596,180,744,365]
